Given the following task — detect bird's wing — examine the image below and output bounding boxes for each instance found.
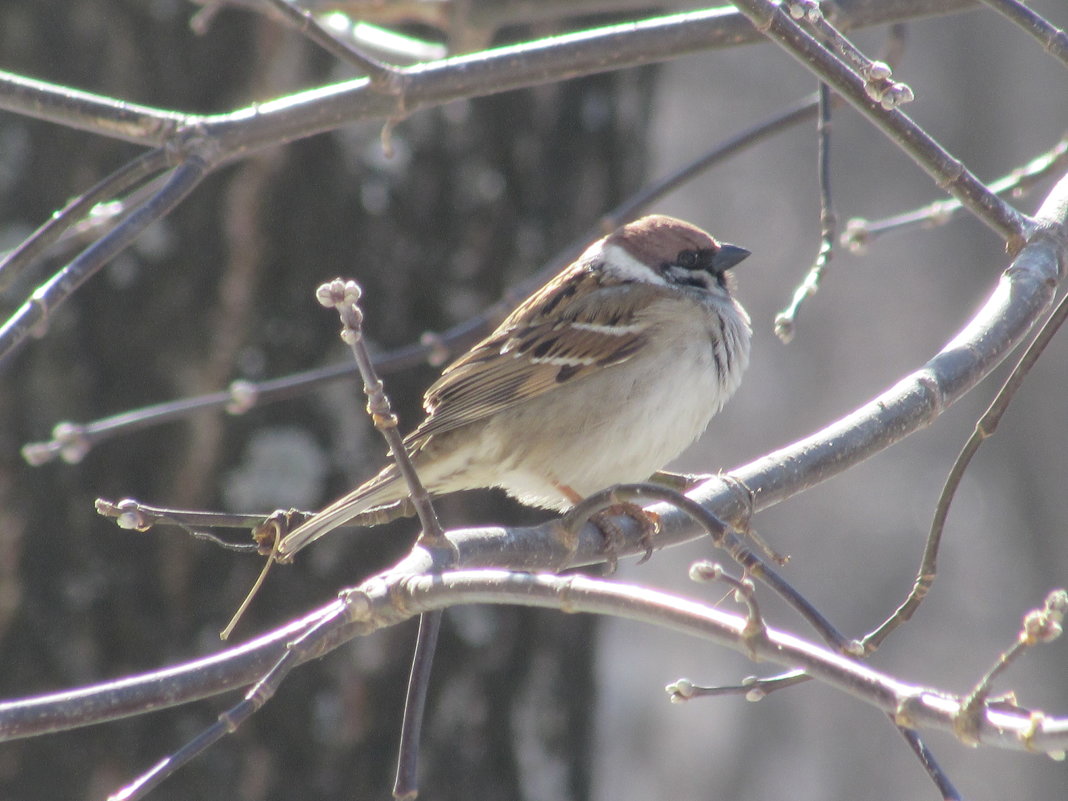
[410,274,665,441]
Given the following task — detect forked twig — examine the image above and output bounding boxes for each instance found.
[0,156,211,365]
[733,0,1030,246]
[774,21,910,340]
[263,0,410,95]
[0,148,172,292]
[954,590,1067,747]
[689,561,767,658]
[790,0,915,109]
[94,497,293,552]
[842,133,1068,252]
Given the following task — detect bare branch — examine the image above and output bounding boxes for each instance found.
[397,572,1068,755]
[9,569,1065,767]
[979,0,1068,68]
[25,174,1064,756]
[732,0,1030,244]
[0,70,185,144]
[843,132,1068,251]
[955,590,1068,746]
[774,82,836,343]
[0,602,344,740]
[0,157,212,364]
[0,3,994,150]
[898,726,963,801]
[262,0,410,93]
[0,149,172,292]
[675,171,1064,558]
[1,3,987,370]
[864,259,1068,651]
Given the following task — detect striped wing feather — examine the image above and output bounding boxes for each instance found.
[408,273,661,442]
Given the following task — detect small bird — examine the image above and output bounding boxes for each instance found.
[278,215,751,558]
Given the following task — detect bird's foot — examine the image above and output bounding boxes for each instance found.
[591,502,660,573]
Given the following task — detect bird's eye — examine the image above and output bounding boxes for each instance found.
[676,249,699,269]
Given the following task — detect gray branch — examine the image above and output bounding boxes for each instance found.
[1,169,1064,747]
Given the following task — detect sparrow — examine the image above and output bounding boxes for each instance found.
[278,214,751,558]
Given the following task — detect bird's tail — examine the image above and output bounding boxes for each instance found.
[277,467,408,558]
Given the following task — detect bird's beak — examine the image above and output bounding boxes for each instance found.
[712,244,750,272]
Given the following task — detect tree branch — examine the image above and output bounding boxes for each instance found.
[732,0,1029,244]
[2,169,1065,748]
[7,570,1068,761]
[0,2,990,150]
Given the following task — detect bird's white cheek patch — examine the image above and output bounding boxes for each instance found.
[597,243,668,285]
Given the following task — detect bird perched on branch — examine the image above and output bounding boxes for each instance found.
[279,214,752,558]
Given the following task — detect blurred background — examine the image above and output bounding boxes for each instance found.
[0,2,1066,800]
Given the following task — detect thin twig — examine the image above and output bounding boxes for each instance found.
[666,669,809,703]
[775,82,837,343]
[863,265,1068,652]
[955,589,1067,746]
[108,594,354,801]
[775,20,909,339]
[0,148,172,292]
[393,609,443,801]
[219,522,282,640]
[896,725,962,801]
[20,370,351,465]
[94,497,298,533]
[0,157,211,366]
[978,0,1068,69]
[313,279,449,799]
[263,0,410,94]
[842,132,1068,252]
[733,0,1030,246]
[315,278,445,544]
